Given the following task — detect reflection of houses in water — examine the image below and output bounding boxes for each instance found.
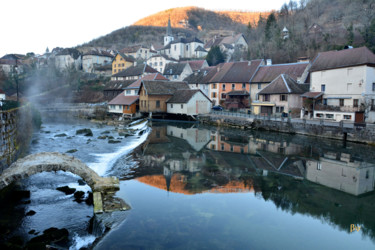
[248,138,303,156]
[166,125,211,151]
[207,131,250,154]
[306,152,375,196]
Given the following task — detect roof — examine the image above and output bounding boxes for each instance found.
[56,48,81,59]
[226,90,250,96]
[113,64,158,77]
[120,45,147,54]
[195,46,207,52]
[149,54,177,61]
[180,60,207,72]
[103,80,135,91]
[167,89,202,103]
[163,63,189,75]
[258,74,310,95]
[310,47,375,72]
[108,93,139,105]
[204,34,245,49]
[1,54,25,60]
[125,73,168,89]
[301,92,323,99]
[251,62,309,83]
[183,67,216,85]
[115,53,135,63]
[163,37,204,49]
[140,80,189,95]
[83,50,113,58]
[208,60,263,83]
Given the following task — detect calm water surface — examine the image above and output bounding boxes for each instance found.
[2,116,375,249]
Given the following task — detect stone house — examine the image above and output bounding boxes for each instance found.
[82,50,113,73]
[112,53,135,75]
[147,54,177,73]
[163,62,193,81]
[307,46,375,122]
[166,89,212,116]
[254,74,309,116]
[138,80,189,114]
[55,48,82,71]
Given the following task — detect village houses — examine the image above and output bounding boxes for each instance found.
[112,53,135,75]
[163,62,193,81]
[82,49,113,73]
[305,46,375,122]
[120,45,155,60]
[55,48,82,71]
[147,54,177,73]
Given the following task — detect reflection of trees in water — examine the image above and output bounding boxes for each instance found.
[246,173,375,242]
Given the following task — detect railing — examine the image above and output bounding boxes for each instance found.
[315,104,364,112]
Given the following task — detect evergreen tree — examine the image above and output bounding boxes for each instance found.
[206,46,226,66]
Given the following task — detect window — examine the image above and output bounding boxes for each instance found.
[240,147,244,154]
[280,95,288,101]
[242,83,246,89]
[347,68,352,75]
[159,62,162,66]
[174,45,177,51]
[221,143,224,150]
[344,115,352,120]
[114,64,116,67]
[212,92,216,98]
[373,82,375,91]
[126,90,131,95]
[212,84,216,89]
[258,83,261,89]
[156,100,160,108]
[321,84,325,92]
[339,99,344,107]
[323,99,327,105]
[127,106,130,110]
[276,106,284,113]
[264,94,270,102]
[222,84,226,91]
[171,104,173,108]
[120,58,123,60]
[118,64,121,67]
[232,84,235,90]
[181,133,183,138]
[230,145,234,152]
[181,104,183,109]
[372,99,375,111]
[221,93,226,99]
[114,69,117,73]
[186,45,189,51]
[211,144,216,150]
[353,99,358,107]
[326,114,334,119]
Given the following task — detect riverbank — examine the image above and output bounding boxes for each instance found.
[198,113,375,145]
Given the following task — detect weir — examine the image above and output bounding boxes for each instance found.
[0,152,130,213]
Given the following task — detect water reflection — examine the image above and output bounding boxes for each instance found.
[136,123,375,197]
[97,122,375,249]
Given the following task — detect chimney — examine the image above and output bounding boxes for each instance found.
[266,59,272,66]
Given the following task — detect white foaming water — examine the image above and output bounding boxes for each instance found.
[69,234,96,250]
[88,122,150,176]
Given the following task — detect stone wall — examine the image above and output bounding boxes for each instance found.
[198,115,375,145]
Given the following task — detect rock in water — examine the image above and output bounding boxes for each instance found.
[56,186,76,195]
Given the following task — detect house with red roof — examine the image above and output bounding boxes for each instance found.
[307,46,375,122]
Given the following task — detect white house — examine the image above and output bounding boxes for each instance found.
[120,45,154,60]
[146,54,177,73]
[82,50,113,73]
[160,37,205,60]
[0,89,6,101]
[167,89,212,116]
[166,125,211,152]
[308,46,375,122]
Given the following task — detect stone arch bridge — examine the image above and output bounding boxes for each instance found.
[0,152,129,213]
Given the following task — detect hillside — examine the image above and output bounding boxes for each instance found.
[83,0,375,63]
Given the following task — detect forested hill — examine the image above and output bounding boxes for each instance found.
[82,0,375,63]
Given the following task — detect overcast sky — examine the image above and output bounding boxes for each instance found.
[0,0,288,56]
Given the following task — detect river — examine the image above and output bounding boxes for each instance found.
[1,114,375,249]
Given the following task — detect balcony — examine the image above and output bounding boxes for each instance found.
[314,104,364,112]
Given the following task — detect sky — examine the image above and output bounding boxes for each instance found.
[0,0,288,56]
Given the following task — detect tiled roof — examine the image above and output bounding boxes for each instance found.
[258,74,310,95]
[195,46,207,52]
[108,92,139,105]
[163,63,188,75]
[180,60,207,72]
[301,92,323,99]
[141,80,189,95]
[167,89,201,103]
[112,64,158,77]
[251,62,309,83]
[209,60,263,83]
[83,50,113,58]
[103,80,134,90]
[125,73,168,89]
[183,67,216,85]
[310,46,375,72]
